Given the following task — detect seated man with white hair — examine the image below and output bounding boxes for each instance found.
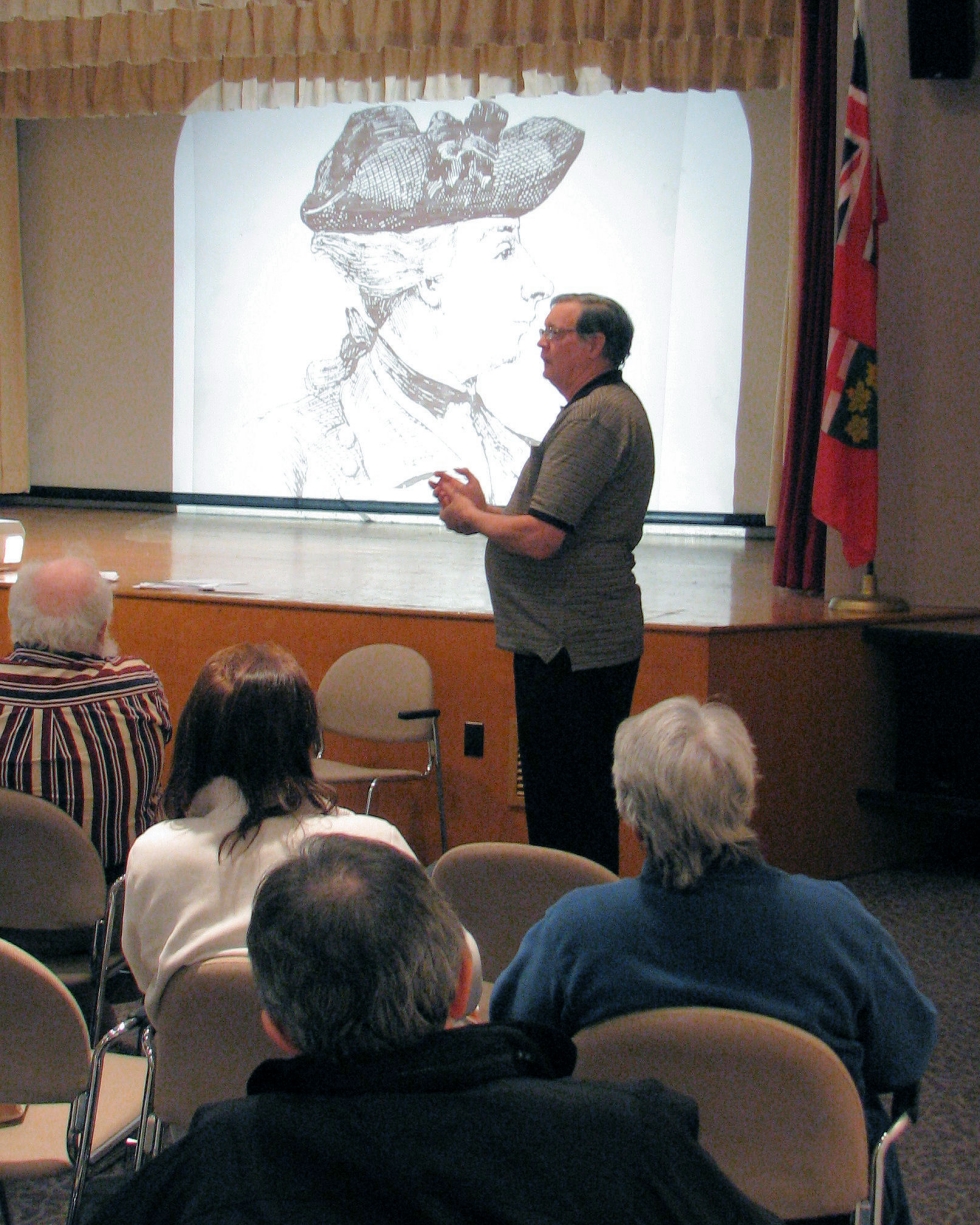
[0,557,171,880]
[491,696,937,1225]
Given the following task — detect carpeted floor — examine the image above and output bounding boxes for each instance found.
[846,870,980,1225]
[4,869,978,1224]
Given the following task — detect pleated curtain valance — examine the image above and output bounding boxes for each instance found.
[0,0,795,115]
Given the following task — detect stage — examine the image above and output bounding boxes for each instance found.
[0,504,958,875]
[1,503,811,626]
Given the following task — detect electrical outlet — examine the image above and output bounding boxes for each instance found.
[463,721,485,758]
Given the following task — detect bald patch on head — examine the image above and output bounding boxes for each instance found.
[30,558,101,617]
[312,868,369,906]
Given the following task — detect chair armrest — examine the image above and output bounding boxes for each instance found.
[398,708,440,721]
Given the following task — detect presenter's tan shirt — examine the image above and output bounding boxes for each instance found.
[485,371,654,671]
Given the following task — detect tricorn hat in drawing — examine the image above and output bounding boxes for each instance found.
[301,101,584,234]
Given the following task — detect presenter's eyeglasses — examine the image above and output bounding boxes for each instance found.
[538,326,579,342]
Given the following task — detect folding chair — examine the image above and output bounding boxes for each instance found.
[0,939,148,1225]
[430,842,616,982]
[0,788,123,1039]
[134,954,280,1166]
[313,644,447,852]
[573,1006,918,1225]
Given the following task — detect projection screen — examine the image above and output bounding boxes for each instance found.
[174,89,751,513]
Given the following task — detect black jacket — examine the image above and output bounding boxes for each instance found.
[91,1023,780,1225]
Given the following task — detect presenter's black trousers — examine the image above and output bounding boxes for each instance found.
[513,650,640,874]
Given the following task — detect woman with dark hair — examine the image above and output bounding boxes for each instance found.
[121,643,418,1022]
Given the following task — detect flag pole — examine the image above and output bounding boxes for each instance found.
[828,561,908,612]
[815,0,908,614]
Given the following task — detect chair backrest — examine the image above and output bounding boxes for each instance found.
[152,954,281,1129]
[430,842,617,982]
[573,1007,869,1221]
[317,645,434,744]
[0,788,106,929]
[0,937,92,1103]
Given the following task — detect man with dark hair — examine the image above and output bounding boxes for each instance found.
[553,292,635,367]
[92,835,778,1225]
[433,292,654,872]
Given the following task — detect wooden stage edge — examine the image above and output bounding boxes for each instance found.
[2,504,976,878]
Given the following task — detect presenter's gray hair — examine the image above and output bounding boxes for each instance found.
[613,697,761,889]
[9,559,113,656]
[552,293,634,367]
[248,835,464,1060]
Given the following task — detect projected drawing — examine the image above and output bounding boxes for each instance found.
[178,91,752,512]
[281,101,584,501]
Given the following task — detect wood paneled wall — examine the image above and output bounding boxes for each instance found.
[107,591,899,878]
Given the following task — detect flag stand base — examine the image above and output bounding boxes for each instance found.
[828,571,909,614]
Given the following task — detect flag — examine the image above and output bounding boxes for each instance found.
[811,21,887,569]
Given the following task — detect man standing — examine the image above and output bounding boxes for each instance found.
[91,835,778,1225]
[0,558,171,880]
[433,294,654,872]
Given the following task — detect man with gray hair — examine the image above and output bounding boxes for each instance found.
[491,696,937,1225]
[92,834,779,1225]
[0,557,171,878]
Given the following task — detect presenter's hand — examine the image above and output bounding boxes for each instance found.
[430,468,488,513]
[440,496,481,536]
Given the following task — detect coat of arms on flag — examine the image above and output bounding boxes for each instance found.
[811,19,886,569]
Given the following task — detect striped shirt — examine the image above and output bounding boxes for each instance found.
[0,646,172,871]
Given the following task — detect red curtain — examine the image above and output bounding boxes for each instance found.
[772,0,839,593]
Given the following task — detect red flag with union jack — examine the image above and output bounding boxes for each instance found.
[811,22,887,568]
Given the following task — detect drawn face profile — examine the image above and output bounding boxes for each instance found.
[289,101,584,501]
[383,217,551,388]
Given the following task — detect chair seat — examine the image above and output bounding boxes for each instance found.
[312,759,425,786]
[0,1052,147,1180]
[90,1052,149,1162]
[0,1102,72,1178]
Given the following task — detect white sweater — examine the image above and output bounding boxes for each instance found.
[122,777,481,1021]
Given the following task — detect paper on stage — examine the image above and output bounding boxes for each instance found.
[133,579,262,594]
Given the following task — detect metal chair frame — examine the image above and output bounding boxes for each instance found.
[64,1013,146,1223]
[89,875,128,1043]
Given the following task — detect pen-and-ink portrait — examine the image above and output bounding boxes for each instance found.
[175,92,753,513]
[288,102,582,501]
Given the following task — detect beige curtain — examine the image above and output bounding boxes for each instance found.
[1,0,795,116]
[0,120,30,493]
[0,0,794,491]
